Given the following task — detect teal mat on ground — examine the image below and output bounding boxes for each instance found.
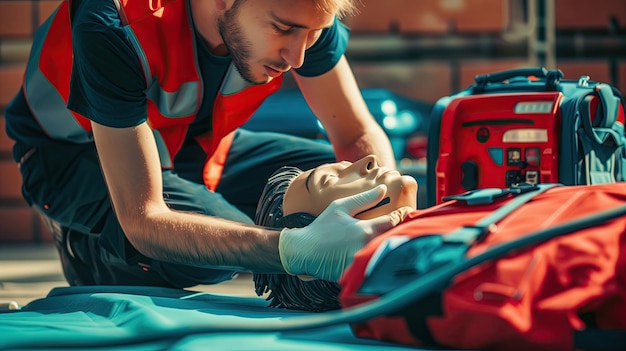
[0,286,446,350]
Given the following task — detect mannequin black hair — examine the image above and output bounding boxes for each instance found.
[253,166,341,312]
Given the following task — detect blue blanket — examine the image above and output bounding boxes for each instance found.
[0,286,440,350]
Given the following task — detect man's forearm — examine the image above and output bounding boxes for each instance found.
[336,126,396,169]
[126,208,285,273]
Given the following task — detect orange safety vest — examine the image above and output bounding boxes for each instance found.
[22,0,282,190]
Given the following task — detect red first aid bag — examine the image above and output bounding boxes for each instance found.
[339,183,626,351]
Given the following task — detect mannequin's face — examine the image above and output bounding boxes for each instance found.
[284,155,418,220]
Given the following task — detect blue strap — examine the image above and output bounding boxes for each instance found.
[444,184,560,244]
[443,188,508,206]
[442,182,542,205]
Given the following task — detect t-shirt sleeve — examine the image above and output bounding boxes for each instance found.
[67,1,148,128]
[293,17,350,77]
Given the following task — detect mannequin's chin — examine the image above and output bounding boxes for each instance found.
[354,181,418,220]
[355,197,391,220]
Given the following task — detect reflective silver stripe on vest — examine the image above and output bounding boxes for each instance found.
[123,26,198,118]
[152,129,173,169]
[24,69,92,143]
[23,9,92,144]
[145,79,199,118]
[221,63,254,96]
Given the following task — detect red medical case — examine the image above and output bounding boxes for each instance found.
[426,67,626,206]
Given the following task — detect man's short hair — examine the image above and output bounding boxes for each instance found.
[234,0,358,19]
[313,0,359,19]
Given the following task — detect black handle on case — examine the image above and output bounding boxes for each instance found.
[473,67,564,92]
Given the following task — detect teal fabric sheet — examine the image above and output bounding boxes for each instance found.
[0,286,442,350]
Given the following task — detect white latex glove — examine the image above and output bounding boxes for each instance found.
[278,184,407,282]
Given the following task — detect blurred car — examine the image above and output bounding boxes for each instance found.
[243,88,432,208]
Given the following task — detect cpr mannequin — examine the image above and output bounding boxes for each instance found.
[253,155,417,311]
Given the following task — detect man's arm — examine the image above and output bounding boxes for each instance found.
[91,121,284,272]
[92,120,406,281]
[294,55,396,168]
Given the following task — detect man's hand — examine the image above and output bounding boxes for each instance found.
[278,185,411,282]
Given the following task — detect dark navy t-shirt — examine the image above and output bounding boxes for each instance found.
[69,0,347,135]
[5,0,349,145]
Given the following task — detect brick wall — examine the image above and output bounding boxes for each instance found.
[342,0,626,102]
[1,0,60,244]
[1,0,624,243]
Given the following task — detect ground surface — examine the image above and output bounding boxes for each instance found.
[0,244,260,308]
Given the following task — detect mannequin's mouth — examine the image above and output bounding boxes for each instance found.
[355,197,391,217]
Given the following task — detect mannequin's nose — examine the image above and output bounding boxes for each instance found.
[351,155,379,175]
